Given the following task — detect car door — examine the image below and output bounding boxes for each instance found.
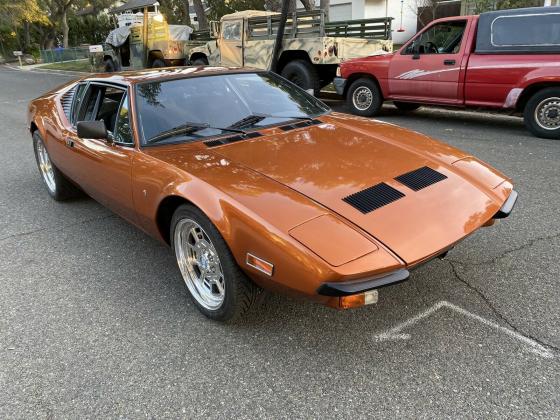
[388,19,468,104]
[219,19,244,67]
[66,83,137,224]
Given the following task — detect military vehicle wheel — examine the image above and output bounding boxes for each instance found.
[192,58,208,66]
[151,59,166,68]
[393,101,421,112]
[104,58,115,73]
[281,60,320,96]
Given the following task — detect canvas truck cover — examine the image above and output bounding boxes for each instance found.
[168,25,193,41]
[106,26,131,48]
[475,6,560,54]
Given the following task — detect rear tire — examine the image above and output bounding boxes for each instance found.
[171,204,261,322]
[151,58,166,68]
[280,59,320,96]
[523,87,560,139]
[393,101,421,112]
[103,58,115,73]
[191,57,208,66]
[346,77,383,117]
[32,131,80,201]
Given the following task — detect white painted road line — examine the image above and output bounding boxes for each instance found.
[373,300,554,359]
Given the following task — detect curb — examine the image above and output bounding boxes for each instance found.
[4,63,89,77]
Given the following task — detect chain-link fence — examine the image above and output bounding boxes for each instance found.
[40,47,91,64]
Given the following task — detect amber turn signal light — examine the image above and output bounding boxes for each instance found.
[339,290,379,309]
[246,253,274,276]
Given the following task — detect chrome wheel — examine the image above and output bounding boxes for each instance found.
[174,218,225,310]
[35,138,56,194]
[352,86,373,111]
[535,97,560,130]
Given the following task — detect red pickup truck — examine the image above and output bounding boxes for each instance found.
[334,7,560,139]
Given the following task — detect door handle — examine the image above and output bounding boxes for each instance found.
[65,138,74,148]
[236,45,243,48]
[443,59,456,65]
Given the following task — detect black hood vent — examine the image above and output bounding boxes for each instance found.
[204,131,262,148]
[395,166,447,191]
[343,183,405,214]
[279,119,322,132]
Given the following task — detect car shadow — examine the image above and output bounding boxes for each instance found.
[324,99,529,138]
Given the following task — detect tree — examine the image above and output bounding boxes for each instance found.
[320,0,329,21]
[408,0,441,28]
[0,0,50,49]
[206,0,265,20]
[192,0,208,29]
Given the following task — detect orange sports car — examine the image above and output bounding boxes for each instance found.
[28,67,517,321]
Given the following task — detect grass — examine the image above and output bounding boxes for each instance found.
[39,59,92,72]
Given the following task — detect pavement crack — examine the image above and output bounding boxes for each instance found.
[446,259,560,355]
[447,232,560,267]
[0,213,115,243]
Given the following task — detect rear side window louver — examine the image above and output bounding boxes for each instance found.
[343,182,405,214]
[60,86,76,120]
[395,166,447,191]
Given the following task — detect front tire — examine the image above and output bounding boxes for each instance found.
[32,131,79,201]
[191,57,208,66]
[171,204,260,322]
[524,87,560,139]
[393,101,421,112]
[346,77,383,117]
[280,59,320,96]
[151,58,166,68]
[103,58,115,73]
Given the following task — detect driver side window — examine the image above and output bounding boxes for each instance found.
[77,84,127,139]
[404,20,467,55]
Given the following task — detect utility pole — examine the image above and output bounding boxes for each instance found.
[269,0,291,73]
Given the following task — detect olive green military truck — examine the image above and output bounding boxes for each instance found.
[184,10,393,93]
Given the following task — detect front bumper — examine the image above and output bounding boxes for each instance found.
[493,190,518,219]
[333,77,347,96]
[317,269,409,297]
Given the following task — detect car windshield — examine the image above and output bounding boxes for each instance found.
[135,72,330,145]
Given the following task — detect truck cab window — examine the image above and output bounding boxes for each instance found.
[405,20,467,55]
[222,21,241,40]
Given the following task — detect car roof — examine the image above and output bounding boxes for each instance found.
[83,66,259,86]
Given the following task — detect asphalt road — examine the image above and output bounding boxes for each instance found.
[1,66,559,419]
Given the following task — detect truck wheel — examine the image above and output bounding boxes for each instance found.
[151,59,166,68]
[347,78,383,117]
[192,58,208,66]
[393,101,421,112]
[524,87,560,139]
[104,58,115,73]
[280,60,320,96]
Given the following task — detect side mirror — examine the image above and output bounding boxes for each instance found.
[77,120,110,141]
[412,43,420,60]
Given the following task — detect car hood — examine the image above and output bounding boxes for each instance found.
[209,113,510,265]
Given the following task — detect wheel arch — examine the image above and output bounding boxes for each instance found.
[156,195,197,245]
[148,50,165,66]
[277,50,312,73]
[344,73,383,98]
[189,52,208,64]
[516,82,560,112]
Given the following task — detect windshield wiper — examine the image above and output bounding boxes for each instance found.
[147,122,247,145]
